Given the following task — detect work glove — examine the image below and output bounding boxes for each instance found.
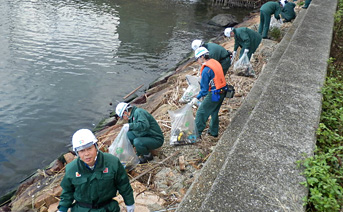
[126,205,135,212]
[122,123,130,132]
[190,97,198,105]
[232,51,237,60]
[244,49,249,54]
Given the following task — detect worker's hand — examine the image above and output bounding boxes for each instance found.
[190,98,198,105]
[232,51,237,60]
[126,204,135,212]
[122,123,130,132]
[244,49,249,54]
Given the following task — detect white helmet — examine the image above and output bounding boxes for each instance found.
[280,0,287,7]
[191,39,203,51]
[224,28,232,37]
[72,129,98,153]
[194,47,209,59]
[116,102,131,118]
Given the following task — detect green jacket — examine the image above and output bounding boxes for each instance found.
[233,27,262,57]
[203,43,231,73]
[58,151,134,212]
[128,106,164,141]
[261,1,281,20]
[281,2,296,21]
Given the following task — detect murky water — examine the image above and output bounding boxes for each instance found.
[0,0,251,196]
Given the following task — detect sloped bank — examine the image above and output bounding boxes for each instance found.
[0,6,299,212]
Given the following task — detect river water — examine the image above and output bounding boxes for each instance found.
[0,0,251,196]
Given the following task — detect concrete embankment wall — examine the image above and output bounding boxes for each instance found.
[177,0,338,211]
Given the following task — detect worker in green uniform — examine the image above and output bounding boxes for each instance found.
[190,47,228,138]
[258,1,282,39]
[281,1,296,22]
[224,27,262,61]
[58,129,135,212]
[191,39,232,75]
[302,0,312,9]
[116,102,164,164]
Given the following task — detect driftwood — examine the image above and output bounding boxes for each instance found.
[210,0,268,8]
[130,151,180,183]
[179,156,186,171]
[123,84,144,99]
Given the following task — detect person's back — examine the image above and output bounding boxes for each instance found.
[203,43,231,75]
[261,1,282,17]
[281,2,296,22]
[129,106,164,140]
[233,27,262,59]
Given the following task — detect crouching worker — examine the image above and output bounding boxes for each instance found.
[57,129,135,212]
[191,47,229,138]
[116,103,164,164]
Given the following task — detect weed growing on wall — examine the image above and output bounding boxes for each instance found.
[298,0,343,210]
[298,63,343,211]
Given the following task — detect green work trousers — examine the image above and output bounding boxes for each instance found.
[258,10,272,38]
[240,51,254,60]
[195,91,226,137]
[127,131,163,156]
[304,0,312,8]
[221,57,231,76]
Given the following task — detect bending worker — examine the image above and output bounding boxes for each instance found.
[58,129,135,212]
[191,39,231,75]
[281,0,296,22]
[224,27,262,61]
[191,47,228,138]
[116,102,164,164]
[258,1,282,39]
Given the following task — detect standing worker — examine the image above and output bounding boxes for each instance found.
[258,1,282,39]
[191,39,232,75]
[224,27,262,61]
[281,1,296,22]
[57,129,135,212]
[116,102,164,164]
[190,47,228,138]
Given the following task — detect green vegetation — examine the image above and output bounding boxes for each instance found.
[269,27,281,40]
[298,1,343,211]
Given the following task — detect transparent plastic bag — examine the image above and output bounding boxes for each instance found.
[109,127,139,171]
[233,52,255,77]
[270,16,283,29]
[179,75,200,103]
[168,103,199,145]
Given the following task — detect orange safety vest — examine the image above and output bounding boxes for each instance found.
[200,59,227,91]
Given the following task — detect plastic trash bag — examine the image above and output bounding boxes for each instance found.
[168,103,199,145]
[179,75,201,103]
[270,16,283,29]
[233,52,256,77]
[109,127,139,171]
